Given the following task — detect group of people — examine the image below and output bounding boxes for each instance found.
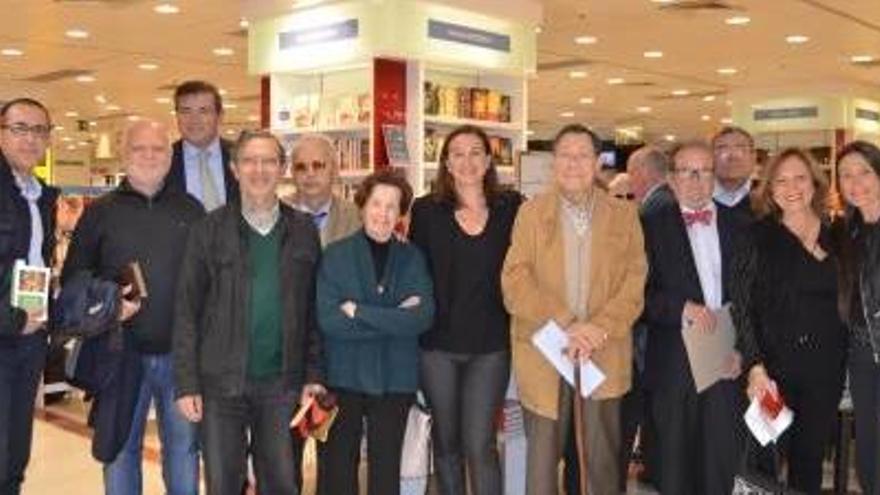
[0,78,879,495]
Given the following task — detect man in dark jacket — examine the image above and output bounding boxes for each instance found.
[173,129,324,495]
[0,97,59,494]
[62,119,204,495]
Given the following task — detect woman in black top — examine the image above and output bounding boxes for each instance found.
[836,141,880,495]
[409,125,522,495]
[733,148,847,495]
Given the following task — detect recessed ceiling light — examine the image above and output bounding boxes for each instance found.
[224,129,237,136]
[574,36,598,45]
[88,121,97,127]
[65,29,90,39]
[61,136,73,142]
[75,74,96,83]
[785,35,809,44]
[717,67,738,75]
[239,18,249,29]
[721,117,733,124]
[643,51,664,59]
[559,111,575,118]
[665,134,676,141]
[65,111,79,118]
[127,115,141,122]
[726,100,733,106]
[155,97,171,104]
[105,104,121,111]
[55,125,65,131]
[525,130,535,136]
[703,95,717,102]
[607,78,625,85]
[671,89,690,96]
[1,48,23,57]
[637,106,652,113]
[725,16,751,26]
[534,26,543,34]
[218,88,229,96]
[170,110,177,116]
[153,3,180,14]
[77,141,89,146]
[247,114,260,122]
[851,55,875,64]
[212,47,235,57]
[701,115,711,121]
[569,70,588,79]
[138,63,159,70]
[94,95,107,105]
[223,103,238,110]
[579,97,594,105]
[66,145,77,151]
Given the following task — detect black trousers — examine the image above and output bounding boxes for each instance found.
[317,389,413,495]
[202,378,299,495]
[850,340,880,495]
[420,349,509,495]
[0,333,46,495]
[652,378,744,495]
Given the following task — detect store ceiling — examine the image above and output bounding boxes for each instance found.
[0,0,877,149]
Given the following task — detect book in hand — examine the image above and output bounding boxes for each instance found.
[10,259,51,322]
[116,261,147,301]
[744,389,794,446]
[290,392,338,442]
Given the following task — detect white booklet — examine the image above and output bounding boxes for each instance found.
[743,396,794,446]
[531,320,606,398]
[10,259,50,322]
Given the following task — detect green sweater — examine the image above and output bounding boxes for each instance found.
[246,224,283,379]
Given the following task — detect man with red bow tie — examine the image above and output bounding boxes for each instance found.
[640,140,750,495]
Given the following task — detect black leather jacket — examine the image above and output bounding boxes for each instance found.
[849,215,880,363]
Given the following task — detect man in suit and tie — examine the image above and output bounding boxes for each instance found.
[167,80,239,210]
[712,126,756,218]
[629,145,673,215]
[286,133,360,247]
[641,140,747,495]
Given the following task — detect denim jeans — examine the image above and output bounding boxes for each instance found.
[103,353,199,495]
[0,332,47,495]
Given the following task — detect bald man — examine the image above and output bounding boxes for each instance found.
[62,119,205,495]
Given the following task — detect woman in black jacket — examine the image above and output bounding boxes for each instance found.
[733,148,847,495]
[836,140,880,495]
[409,125,522,495]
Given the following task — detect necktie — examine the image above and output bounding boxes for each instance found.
[683,209,713,227]
[199,150,222,211]
[311,211,328,229]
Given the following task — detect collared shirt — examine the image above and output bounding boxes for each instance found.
[713,179,750,208]
[293,198,332,231]
[13,171,44,267]
[182,138,227,207]
[559,193,595,238]
[682,202,722,309]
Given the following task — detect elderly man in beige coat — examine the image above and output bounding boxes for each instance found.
[502,123,647,495]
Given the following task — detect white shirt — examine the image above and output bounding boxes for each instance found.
[713,179,750,208]
[13,172,45,267]
[682,203,722,309]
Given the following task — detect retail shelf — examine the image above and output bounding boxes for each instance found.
[275,123,370,135]
[424,115,522,133]
[339,169,372,180]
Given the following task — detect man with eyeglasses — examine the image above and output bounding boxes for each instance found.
[713,126,756,217]
[0,97,59,493]
[62,119,204,495]
[168,80,239,211]
[641,140,749,495]
[286,133,360,247]
[174,130,324,495]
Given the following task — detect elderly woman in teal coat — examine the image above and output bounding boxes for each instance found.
[315,170,434,495]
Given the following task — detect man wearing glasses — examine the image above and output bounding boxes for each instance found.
[286,133,360,247]
[168,80,239,210]
[641,141,747,495]
[0,98,59,493]
[713,126,756,217]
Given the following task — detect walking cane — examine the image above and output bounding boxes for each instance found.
[573,359,589,495]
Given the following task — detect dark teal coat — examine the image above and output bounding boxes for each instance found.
[317,230,434,395]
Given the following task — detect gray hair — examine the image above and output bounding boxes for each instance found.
[290,133,338,169]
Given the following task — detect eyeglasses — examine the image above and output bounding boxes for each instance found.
[1,123,52,139]
[672,167,714,180]
[292,160,328,173]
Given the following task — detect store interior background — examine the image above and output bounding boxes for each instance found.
[3,0,879,493]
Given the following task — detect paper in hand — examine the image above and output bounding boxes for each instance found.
[681,304,736,392]
[743,394,794,446]
[531,320,606,398]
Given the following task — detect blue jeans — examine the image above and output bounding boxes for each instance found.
[103,353,199,495]
[0,332,47,495]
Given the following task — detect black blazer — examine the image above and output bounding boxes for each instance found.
[409,190,523,353]
[167,138,239,205]
[641,199,749,391]
[640,182,674,216]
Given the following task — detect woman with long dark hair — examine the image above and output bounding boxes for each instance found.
[409,125,522,495]
[836,140,880,495]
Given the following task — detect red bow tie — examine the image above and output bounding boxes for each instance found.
[683,209,713,227]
